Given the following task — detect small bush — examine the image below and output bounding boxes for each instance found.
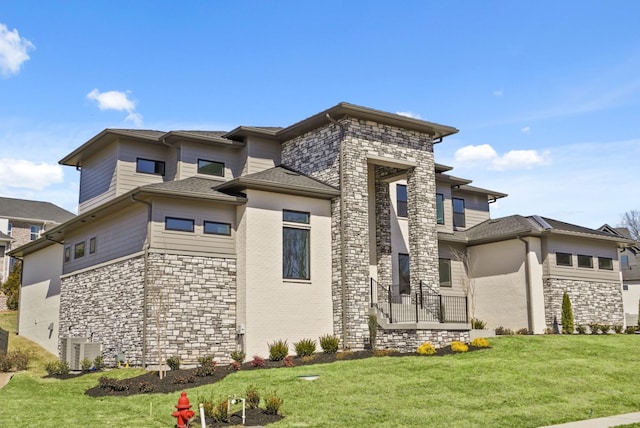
[166,355,180,371]
[495,326,514,336]
[228,361,241,371]
[246,385,261,409]
[211,400,229,423]
[268,340,289,361]
[613,324,623,334]
[250,355,266,368]
[282,355,295,367]
[93,355,105,371]
[576,324,587,334]
[319,334,340,354]
[625,326,638,334]
[301,354,317,363]
[599,324,611,334]
[588,322,600,334]
[230,350,245,362]
[265,391,283,415]
[293,338,317,357]
[516,328,530,335]
[137,380,156,393]
[373,348,396,357]
[417,342,436,355]
[470,337,490,348]
[451,341,469,353]
[98,376,128,391]
[335,351,353,360]
[544,327,555,335]
[195,355,216,377]
[45,360,70,376]
[8,350,30,371]
[80,358,93,372]
[171,374,195,384]
[0,353,12,372]
[471,318,486,329]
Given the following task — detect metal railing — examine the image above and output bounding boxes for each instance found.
[370,278,468,324]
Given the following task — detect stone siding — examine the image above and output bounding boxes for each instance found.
[377,328,470,352]
[543,278,624,328]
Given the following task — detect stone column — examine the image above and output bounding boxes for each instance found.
[375,166,392,302]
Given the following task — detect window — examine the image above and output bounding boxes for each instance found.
[598,257,613,270]
[283,210,310,280]
[7,223,11,236]
[621,255,630,270]
[89,237,96,254]
[439,258,452,287]
[64,247,71,263]
[556,252,572,266]
[623,284,629,291]
[74,242,85,259]
[30,225,41,241]
[453,198,465,228]
[398,253,410,295]
[396,185,408,217]
[0,246,4,257]
[136,158,165,175]
[204,221,231,235]
[577,254,593,268]
[436,194,444,225]
[283,210,309,224]
[165,217,194,232]
[197,159,224,177]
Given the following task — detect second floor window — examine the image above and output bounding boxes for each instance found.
[136,158,165,176]
[439,258,452,287]
[398,253,410,295]
[30,225,41,240]
[598,257,613,270]
[198,159,224,177]
[7,223,11,236]
[453,198,465,228]
[436,193,444,225]
[621,255,630,270]
[165,217,194,232]
[74,242,85,259]
[577,254,593,268]
[397,184,408,218]
[556,252,572,266]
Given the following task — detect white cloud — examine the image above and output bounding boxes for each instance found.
[521,126,530,134]
[87,89,143,126]
[396,111,422,120]
[0,23,35,78]
[0,158,64,191]
[493,89,504,97]
[454,144,550,170]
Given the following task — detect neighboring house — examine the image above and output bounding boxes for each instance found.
[10,102,633,366]
[599,225,640,326]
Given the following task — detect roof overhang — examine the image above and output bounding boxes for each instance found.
[216,177,340,200]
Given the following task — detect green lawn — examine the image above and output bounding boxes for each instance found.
[1,310,640,427]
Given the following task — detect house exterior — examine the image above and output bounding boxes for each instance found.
[11,102,633,366]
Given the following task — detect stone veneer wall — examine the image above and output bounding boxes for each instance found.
[59,252,237,366]
[377,328,470,352]
[543,278,624,328]
[282,118,439,350]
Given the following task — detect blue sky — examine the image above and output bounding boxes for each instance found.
[1,1,639,229]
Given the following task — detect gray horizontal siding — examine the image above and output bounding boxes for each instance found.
[78,144,117,214]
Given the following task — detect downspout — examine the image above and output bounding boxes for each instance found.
[326,113,349,349]
[517,236,534,332]
[131,193,152,367]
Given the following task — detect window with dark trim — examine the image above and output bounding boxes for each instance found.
[165,217,194,232]
[453,198,465,228]
[136,158,165,175]
[398,253,410,295]
[397,184,408,218]
[64,246,71,263]
[439,258,452,287]
[556,252,572,266]
[89,237,96,254]
[198,159,224,177]
[283,210,310,280]
[436,193,445,225]
[577,254,593,268]
[283,210,309,224]
[74,242,85,259]
[204,221,231,235]
[598,257,613,270]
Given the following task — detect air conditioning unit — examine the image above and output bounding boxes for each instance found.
[61,337,89,365]
[70,342,102,371]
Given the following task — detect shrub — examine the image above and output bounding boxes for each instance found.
[171,374,195,384]
[80,358,93,372]
[451,341,469,353]
[293,338,317,357]
[373,348,396,357]
[561,291,574,334]
[599,324,611,334]
[471,318,486,329]
[265,391,283,415]
[516,328,530,335]
[0,353,12,372]
[282,355,295,367]
[166,355,181,371]
[98,376,128,391]
[613,324,623,334]
[319,334,340,354]
[246,385,261,409]
[230,350,245,363]
[137,380,156,393]
[575,324,587,334]
[228,361,241,371]
[495,326,513,336]
[268,340,288,361]
[195,355,216,376]
[588,322,600,334]
[368,314,378,349]
[93,355,105,371]
[417,342,436,355]
[9,350,30,371]
[1,260,21,310]
[625,326,638,334]
[45,360,70,376]
[544,327,555,335]
[301,355,316,363]
[470,337,490,348]
[335,351,353,360]
[211,400,229,423]
[250,355,266,368]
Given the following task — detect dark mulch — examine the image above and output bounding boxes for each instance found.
[204,408,283,428]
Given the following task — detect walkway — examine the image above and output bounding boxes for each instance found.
[541,412,640,427]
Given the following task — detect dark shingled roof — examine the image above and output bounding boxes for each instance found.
[107,129,167,140]
[141,177,240,201]
[0,197,75,223]
[216,166,339,198]
[541,217,617,238]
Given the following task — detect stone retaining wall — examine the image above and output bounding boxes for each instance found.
[377,328,470,352]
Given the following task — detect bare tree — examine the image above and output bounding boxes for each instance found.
[448,247,476,320]
[620,210,640,241]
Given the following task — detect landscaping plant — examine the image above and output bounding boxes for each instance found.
[319,334,340,354]
[561,291,574,334]
[417,342,436,355]
[368,314,378,349]
[265,391,284,415]
[166,355,180,371]
[471,337,490,348]
[451,341,469,353]
[245,385,261,409]
[293,338,317,357]
[268,339,288,361]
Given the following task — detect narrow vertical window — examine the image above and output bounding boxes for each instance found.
[74,242,85,259]
[64,247,71,263]
[30,225,41,241]
[89,237,96,254]
[283,210,310,280]
[439,258,452,287]
[621,255,630,270]
[436,193,444,225]
[398,253,410,295]
[453,198,465,228]
[7,223,12,236]
[397,185,408,217]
